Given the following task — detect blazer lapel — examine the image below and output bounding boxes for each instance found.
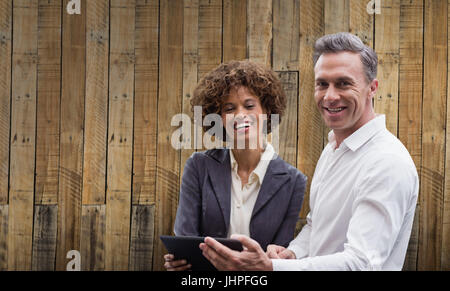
[206,149,231,231]
[252,156,290,218]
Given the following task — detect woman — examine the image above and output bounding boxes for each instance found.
[164,60,306,271]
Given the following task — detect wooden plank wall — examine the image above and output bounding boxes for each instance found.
[0,0,448,271]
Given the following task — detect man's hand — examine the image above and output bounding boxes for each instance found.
[163,254,192,271]
[199,234,273,271]
[266,244,296,259]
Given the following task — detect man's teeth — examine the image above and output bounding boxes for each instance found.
[327,107,344,113]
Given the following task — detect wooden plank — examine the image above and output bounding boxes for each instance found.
[105,0,135,271]
[247,0,272,66]
[32,205,57,270]
[398,0,423,270]
[403,204,419,270]
[277,71,298,167]
[324,0,349,34]
[180,0,198,186]
[273,0,300,71]
[132,0,159,205]
[129,205,154,270]
[35,0,61,205]
[374,0,400,136]
[80,205,105,271]
[153,0,183,271]
[198,0,222,78]
[349,0,374,48]
[444,197,450,269]
[443,0,450,271]
[223,0,247,61]
[82,0,109,205]
[419,0,447,271]
[8,0,38,270]
[297,0,325,226]
[56,0,86,270]
[0,0,11,204]
[0,205,7,270]
[398,0,423,176]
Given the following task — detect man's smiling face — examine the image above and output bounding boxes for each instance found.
[314,51,378,140]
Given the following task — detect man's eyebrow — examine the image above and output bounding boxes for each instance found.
[336,76,355,83]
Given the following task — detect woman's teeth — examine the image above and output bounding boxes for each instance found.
[235,123,250,130]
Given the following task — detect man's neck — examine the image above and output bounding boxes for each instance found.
[333,113,377,149]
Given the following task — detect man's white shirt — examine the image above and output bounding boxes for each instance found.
[272,115,419,270]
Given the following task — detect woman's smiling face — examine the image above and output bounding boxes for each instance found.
[221,86,266,149]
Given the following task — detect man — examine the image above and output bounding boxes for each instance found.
[199,32,419,271]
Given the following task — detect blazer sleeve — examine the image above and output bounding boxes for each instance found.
[173,153,202,236]
[271,171,307,247]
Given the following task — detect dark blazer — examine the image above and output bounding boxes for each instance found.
[174,148,307,250]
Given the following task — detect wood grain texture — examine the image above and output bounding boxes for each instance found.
[82,0,109,205]
[419,0,447,270]
[273,0,300,71]
[81,205,105,270]
[180,0,198,186]
[223,0,247,62]
[324,0,349,34]
[105,0,135,271]
[8,0,38,270]
[133,0,159,205]
[349,0,374,48]
[129,205,154,270]
[375,0,400,135]
[32,205,57,270]
[0,205,7,270]
[35,0,61,205]
[398,0,423,270]
[277,71,298,167]
[403,204,419,270]
[248,0,272,66]
[198,0,222,78]
[56,0,85,270]
[153,0,183,271]
[0,0,11,204]
[297,0,325,222]
[443,0,450,271]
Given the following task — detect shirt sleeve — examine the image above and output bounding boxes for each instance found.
[272,154,418,271]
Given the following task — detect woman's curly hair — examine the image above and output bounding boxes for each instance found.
[191,60,286,134]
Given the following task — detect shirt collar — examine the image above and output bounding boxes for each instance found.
[328,115,386,152]
[229,143,275,184]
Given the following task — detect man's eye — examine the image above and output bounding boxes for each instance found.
[316,82,327,87]
[338,81,350,87]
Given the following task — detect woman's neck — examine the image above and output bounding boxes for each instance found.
[231,147,264,173]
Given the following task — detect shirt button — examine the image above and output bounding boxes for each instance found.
[236,204,241,209]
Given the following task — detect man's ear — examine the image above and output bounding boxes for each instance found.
[368,78,378,99]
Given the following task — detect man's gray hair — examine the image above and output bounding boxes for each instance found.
[313,32,378,82]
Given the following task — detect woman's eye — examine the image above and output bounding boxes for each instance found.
[223,107,233,112]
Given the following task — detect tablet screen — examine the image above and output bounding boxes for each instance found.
[160,235,243,271]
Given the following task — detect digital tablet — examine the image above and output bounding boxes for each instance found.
[160,235,243,271]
